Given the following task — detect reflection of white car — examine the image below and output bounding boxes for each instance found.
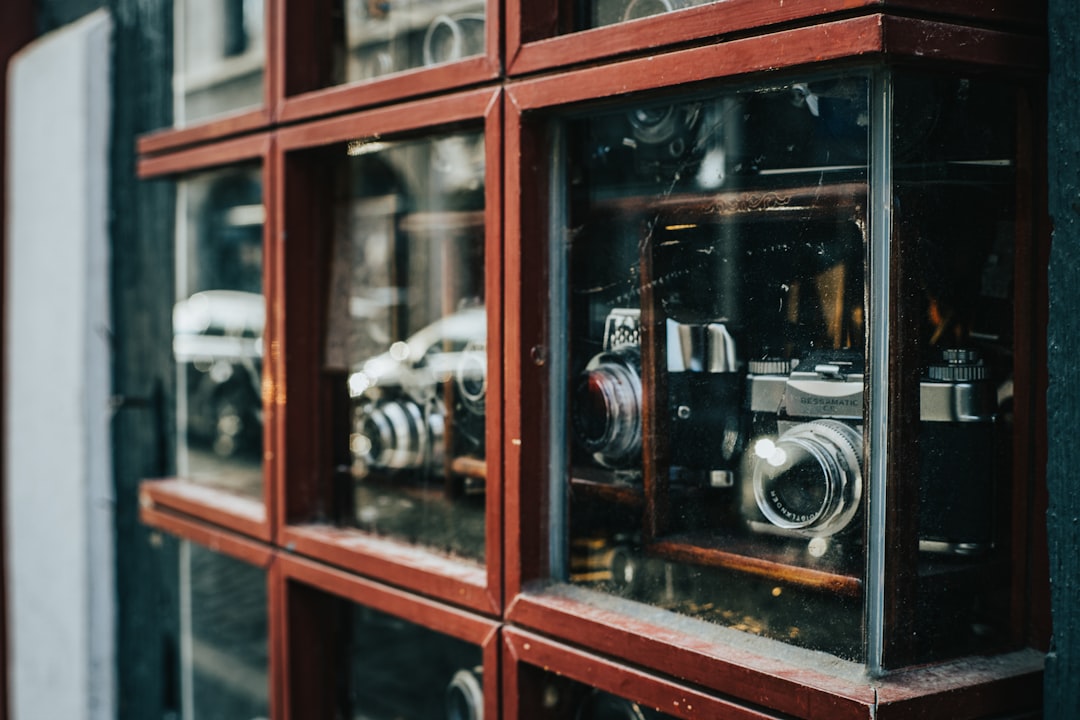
[174,290,264,458]
[348,306,485,401]
[348,306,486,473]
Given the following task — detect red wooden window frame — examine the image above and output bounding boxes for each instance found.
[276,0,504,124]
[503,11,1046,708]
[274,86,505,617]
[139,503,282,720]
[277,553,500,720]
[136,2,1049,718]
[138,132,277,544]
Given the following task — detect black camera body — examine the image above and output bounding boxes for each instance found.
[573,308,744,485]
[743,349,998,559]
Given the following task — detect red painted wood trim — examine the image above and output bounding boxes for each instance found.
[507,0,1043,77]
[262,134,280,545]
[507,589,875,719]
[278,57,499,124]
[139,500,274,566]
[137,132,270,178]
[481,90,506,614]
[505,628,805,720]
[280,525,495,615]
[136,108,270,158]
[278,552,498,644]
[277,86,500,150]
[507,15,1042,113]
[140,479,271,543]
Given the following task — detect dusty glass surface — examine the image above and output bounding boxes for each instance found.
[339,0,486,84]
[175,166,264,499]
[175,0,265,126]
[180,542,269,720]
[582,0,718,29]
[328,131,487,562]
[553,71,1024,664]
[349,605,483,719]
[557,77,870,659]
[892,72,1018,661]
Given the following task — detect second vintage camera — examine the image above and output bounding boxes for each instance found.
[349,307,486,482]
[573,307,1000,561]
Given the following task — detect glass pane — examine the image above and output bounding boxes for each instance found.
[349,605,483,719]
[174,166,264,499]
[339,0,486,84]
[557,77,870,659]
[584,0,719,30]
[327,130,487,562]
[893,72,1018,661]
[521,668,680,720]
[175,0,265,126]
[180,542,269,720]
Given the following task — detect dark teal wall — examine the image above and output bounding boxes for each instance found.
[1046,0,1080,717]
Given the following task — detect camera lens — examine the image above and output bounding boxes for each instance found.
[573,350,643,468]
[446,668,484,720]
[752,419,862,537]
[455,341,487,416]
[357,399,443,471]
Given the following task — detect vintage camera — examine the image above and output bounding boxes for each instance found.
[352,392,446,475]
[743,349,997,557]
[572,308,744,484]
[349,308,486,477]
[445,666,484,720]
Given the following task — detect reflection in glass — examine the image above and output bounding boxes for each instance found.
[584,0,718,30]
[893,72,1017,661]
[175,166,264,499]
[555,71,1019,664]
[561,77,870,659]
[327,131,486,561]
[349,605,483,719]
[342,0,486,84]
[180,542,269,720]
[175,0,265,126]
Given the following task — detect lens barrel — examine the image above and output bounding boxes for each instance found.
[752,419,862,537]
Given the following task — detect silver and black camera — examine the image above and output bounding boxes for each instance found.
[573,308,743,484]
[349,308,486,478]
[743,349,998,557]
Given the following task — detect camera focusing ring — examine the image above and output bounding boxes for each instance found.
[573,349,644,468]
[359,398,444,471]
[752,419,862,537]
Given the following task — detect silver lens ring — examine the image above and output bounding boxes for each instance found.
[446,668,484,720]
[753,419,862,537]
[575,352,643,467]
[362,400,427,470]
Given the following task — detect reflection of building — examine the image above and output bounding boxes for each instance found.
[174,290,264,459]
[175,0,264,124]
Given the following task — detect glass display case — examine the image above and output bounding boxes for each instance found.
[180,541,270,720]
[511,65,1028,670]
[327,129,488,561]
[175,165,265,501]
[339,0,486,82]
